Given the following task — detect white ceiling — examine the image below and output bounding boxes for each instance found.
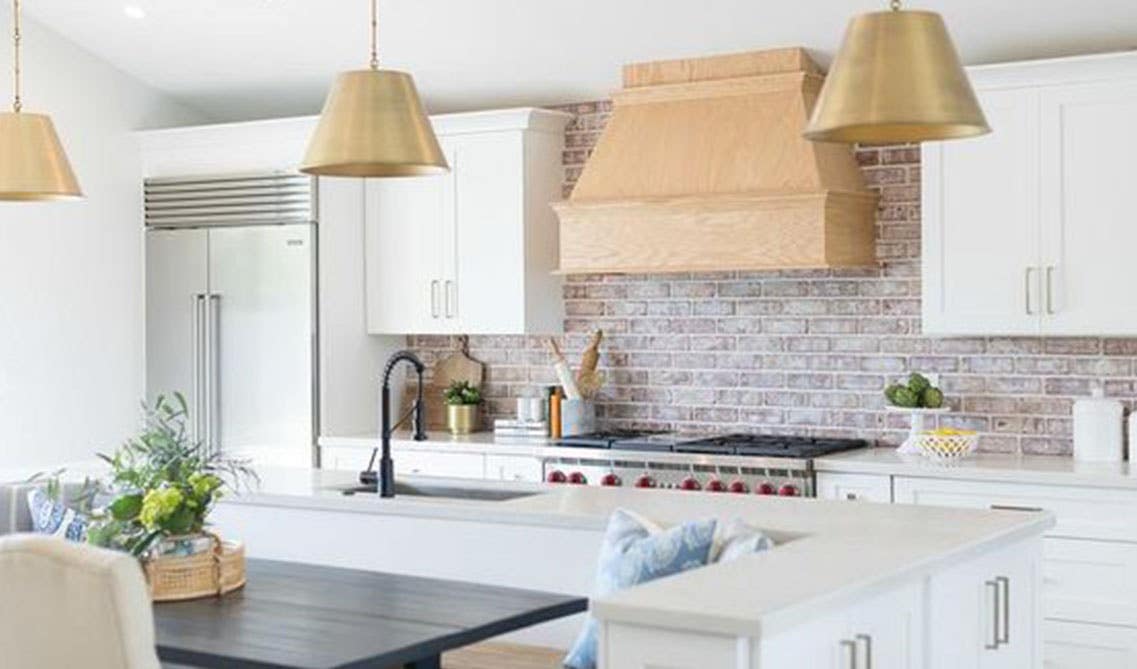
[19,0,1137,123]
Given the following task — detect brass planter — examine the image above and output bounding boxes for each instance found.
[446,404,479,435]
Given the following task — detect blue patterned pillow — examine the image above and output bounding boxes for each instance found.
[563,510,717,669]
[26,488,87,541]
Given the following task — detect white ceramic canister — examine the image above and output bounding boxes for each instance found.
[1073,387,1124,462]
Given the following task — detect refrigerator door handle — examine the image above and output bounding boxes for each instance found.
[192,293,207,446]
[207,293,222,456]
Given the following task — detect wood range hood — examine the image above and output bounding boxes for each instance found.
[553,48,879,274]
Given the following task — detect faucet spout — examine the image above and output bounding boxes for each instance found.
[366,350,427,498]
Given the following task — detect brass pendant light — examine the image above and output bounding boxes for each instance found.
[804,0,990,144]
[0,0,81,200]
[301,0,447,177]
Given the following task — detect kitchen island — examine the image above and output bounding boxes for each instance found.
[210,467,1053,667]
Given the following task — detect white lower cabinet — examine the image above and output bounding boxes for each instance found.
[761,580,924,669]
[816,472,892,502]
[603,624,742,669]
[893,473,1137,667]
[1043,620,1137,668]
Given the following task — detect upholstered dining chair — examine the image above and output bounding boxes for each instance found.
[0,534,161,669]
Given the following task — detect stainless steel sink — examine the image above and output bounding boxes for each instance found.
[338,482,539,502]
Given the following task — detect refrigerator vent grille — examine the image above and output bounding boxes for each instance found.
[144,173,314,228]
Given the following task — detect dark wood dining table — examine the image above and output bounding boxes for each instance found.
[153,559,587,669]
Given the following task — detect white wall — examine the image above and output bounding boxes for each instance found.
[0,11,207,469]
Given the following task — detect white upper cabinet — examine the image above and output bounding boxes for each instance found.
[1040,80,1137,335]
[922,52,1137,336]
[364,108,571,335]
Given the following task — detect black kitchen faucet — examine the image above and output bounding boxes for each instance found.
[360,350,429,497]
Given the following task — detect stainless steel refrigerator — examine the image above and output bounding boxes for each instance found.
[144,173,316,467]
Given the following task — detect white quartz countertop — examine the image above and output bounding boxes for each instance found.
[221,465,1054,638]
[816,447,1137,489]
[319,431,555,457]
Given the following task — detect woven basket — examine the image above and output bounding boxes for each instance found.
[144,535,246,602]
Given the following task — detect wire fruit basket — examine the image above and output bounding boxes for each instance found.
[916,430,979,462]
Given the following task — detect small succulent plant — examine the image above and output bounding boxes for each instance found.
[442,380,482,406]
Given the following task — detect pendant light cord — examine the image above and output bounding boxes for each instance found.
[12,0,21,112]
[369,0,378,70]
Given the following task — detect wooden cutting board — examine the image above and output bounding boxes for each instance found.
[405,336,484,431]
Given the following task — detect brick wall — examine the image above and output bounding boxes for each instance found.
[409,101,1137,456]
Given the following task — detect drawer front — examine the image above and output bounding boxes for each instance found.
[1044,538,1137,627]
[397,451,486,479]
[894,476,1137,541]
[485,455,543,482]
[816,472,892,502]
[1043,620,1137,669]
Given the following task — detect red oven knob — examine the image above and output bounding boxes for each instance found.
[568,471,588,485]
[706,477,727,493]
[634,474,656,488]
[755,482,776,495]
[546,469,567,484]
[600,472,622,487]
[728,479,749,494]
[778,484,800,497]
[679,476,702,491]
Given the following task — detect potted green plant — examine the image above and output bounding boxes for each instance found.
[80,393,256,600]
[442,380,481,435]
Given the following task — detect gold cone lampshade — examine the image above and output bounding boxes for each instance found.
[804,8,990,143]
[301,69,447,177]
[0,111,81,200]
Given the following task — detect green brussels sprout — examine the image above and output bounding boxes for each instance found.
[886,385,920,408]
[907,373,932,394]
[921,387,945,409]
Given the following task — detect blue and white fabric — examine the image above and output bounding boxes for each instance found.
[712,517,775,563]
[26,488,87,542]
[563,509,717,669]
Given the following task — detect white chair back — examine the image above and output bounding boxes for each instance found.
[0,534,161,669]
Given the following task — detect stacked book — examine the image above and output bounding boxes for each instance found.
[493,418,550,443]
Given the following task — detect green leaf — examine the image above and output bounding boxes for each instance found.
[108,493,143,521]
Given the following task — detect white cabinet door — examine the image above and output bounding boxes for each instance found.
[365,172,448,334]
[1039,80,1137,335]
[760,580,923,669]
[448,131,527,334]
[816,472,892,502]
[927,537,1041,669]
[1043,620,1137,669]
[922,88,1041,336]
[1043,537,1137,627]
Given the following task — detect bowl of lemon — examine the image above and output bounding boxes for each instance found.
[917,428,979,462]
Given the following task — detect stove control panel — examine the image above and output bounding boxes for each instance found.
[541,460,813,497]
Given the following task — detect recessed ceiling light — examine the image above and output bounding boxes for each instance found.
[123,5,146,20]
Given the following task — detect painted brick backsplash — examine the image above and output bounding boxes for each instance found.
[408,101,1137,456]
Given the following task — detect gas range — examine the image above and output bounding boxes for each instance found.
[544,431,868,497]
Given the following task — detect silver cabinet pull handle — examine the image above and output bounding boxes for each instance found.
[1045,266,1056,315]
[444,280,455,318]
[430,280,440,318]
[855,634,873,669]
[985,579,1001,649]
[996,575,1010,645]
[990,504,1043,513]
[840,639,858,669]
[1024,267,1036,315]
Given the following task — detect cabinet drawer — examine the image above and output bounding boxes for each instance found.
[894,476,1137,541]
[1044,538,1137,627]
[816,472,892,503]
[397,450,485,479]
[603,623,741,669]
[485,455,543,483]
[1043,620,1137,669]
